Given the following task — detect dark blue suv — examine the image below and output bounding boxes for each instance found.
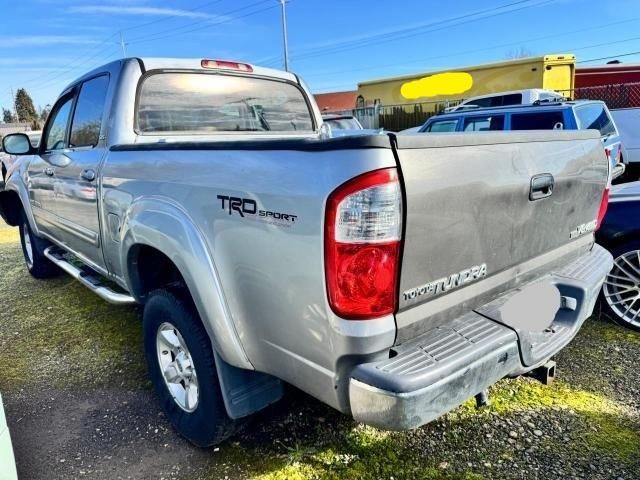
[418,100,624,178]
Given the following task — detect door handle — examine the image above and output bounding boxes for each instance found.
[81,169,96,182]
[529,173,554,201]
[44,167,55,176]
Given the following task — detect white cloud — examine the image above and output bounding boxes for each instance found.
[0,36,98,47]
[68,5,228,20]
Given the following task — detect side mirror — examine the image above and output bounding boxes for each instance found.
[2,133,35,155]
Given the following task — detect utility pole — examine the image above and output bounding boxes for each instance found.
[10,88,19,123]
[278,0,289,71]
[119,32,128,58]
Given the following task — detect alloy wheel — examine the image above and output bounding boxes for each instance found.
[603,250,640,329]
[156,322,199,412]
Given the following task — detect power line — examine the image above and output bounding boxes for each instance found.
[21,33,119,87]
[261,0,552,66]
[126,0,275,44]
[578,50,640,63]
[30,47,121,95]
[292,0,556,64]
[27,0,283,97]
[301,17,640,81]
[21,0,243,89]
[119,0,227,33]
[305,32,640,94]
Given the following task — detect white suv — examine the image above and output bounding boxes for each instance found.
[447,89,565,112]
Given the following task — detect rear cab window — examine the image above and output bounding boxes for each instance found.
[574,103,617,137]
[510,111,566,130]
[136,72,315,134]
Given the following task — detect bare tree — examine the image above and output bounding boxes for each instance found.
[506,47,533,59]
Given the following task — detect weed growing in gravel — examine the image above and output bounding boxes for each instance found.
[452,377,640,463]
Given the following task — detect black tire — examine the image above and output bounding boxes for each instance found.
[143,288,236,447]
[598,240,640,332]
[18,213,60,279]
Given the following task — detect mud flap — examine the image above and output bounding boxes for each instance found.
[213,350,284,419]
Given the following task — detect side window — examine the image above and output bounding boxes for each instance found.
[575,104,616,137]
[469,94,522,109]
[510,111,565,130]
[70,75,109,148]
[463,115,505,132]
[44,97,74,151]
[425,120,458,132]
[499,93,522,106]
[469,98,492,108]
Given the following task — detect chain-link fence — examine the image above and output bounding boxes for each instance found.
[557,82,640,109]
[325,98,464,131]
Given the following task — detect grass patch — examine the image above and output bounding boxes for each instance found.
[597,322,640,346]
[0,224,18,244]
[0,223,146,392]
[205,439,484,480]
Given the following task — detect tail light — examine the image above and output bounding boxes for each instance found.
[596,187,609,231]
[325,168,402,319]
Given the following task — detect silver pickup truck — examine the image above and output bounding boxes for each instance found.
[0,58,613,447]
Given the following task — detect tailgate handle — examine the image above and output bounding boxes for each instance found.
[529,173,554,201]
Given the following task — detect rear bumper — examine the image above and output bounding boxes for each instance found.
[349,244,612,430]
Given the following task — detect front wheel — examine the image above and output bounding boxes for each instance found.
[143,289,236,447]
[600,241,640,332]
[18,214,59,279]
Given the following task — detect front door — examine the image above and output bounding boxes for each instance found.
[51,74,110,271]
[28,93,75,241]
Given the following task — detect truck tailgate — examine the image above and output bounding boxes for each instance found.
[393,130,608,342]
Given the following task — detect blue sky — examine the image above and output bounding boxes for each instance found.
[2,0,640,111]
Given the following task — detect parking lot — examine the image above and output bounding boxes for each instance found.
[1,218,639,480]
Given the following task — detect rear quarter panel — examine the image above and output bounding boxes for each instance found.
[100,140,397,410]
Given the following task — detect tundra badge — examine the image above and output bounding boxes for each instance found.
[403,264,488,302]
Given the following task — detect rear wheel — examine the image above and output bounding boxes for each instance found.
[143,289,236,447]
[600,241,640,332]
[18,213,59,279]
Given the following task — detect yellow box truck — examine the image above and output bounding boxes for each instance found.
[357,54,575,108]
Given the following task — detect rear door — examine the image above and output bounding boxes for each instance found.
[392,130,608,341]
[51,74,110,270]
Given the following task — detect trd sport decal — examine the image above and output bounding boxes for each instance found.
[217,195,298,226]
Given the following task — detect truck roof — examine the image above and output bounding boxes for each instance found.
[430,99,605,118]
[63,57,299,93]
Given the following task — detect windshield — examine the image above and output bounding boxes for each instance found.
[325,118,362,130]
[136,72,315,134]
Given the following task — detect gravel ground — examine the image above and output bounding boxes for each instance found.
[0,218,639,480]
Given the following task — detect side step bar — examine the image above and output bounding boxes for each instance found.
[44,247,136,305]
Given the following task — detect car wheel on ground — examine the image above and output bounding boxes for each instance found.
[143,288,237,447]
[599,240,640,332]
[18,213,59,279]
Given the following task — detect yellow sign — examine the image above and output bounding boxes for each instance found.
[400,72,473,100]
